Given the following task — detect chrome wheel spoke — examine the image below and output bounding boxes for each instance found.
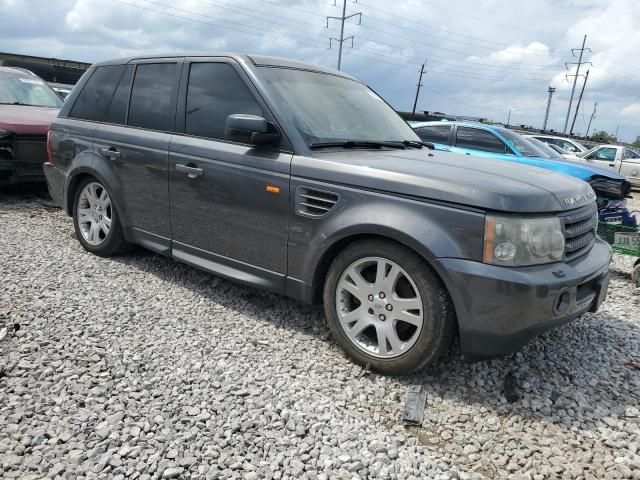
[394,309,422,326]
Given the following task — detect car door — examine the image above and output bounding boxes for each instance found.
[93,59,182,253]
[414,125,452,151]
[450,126,513,160]
[583,146,618,171]
[168,58,291,293]
[621,148,640,184]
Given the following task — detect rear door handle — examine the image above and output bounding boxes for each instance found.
[99,147,121,160]
[176,163,204,178]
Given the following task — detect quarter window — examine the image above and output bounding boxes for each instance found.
[128,63,178,132]
[455,127,507,154]
[185,62,263,141]
[69,65,125,122]
[105,65,134,125]
[415,125,451,144]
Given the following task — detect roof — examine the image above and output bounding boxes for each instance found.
[0,65,37,76]
[92,52,356,80]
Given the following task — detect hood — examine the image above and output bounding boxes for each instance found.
[515,155,626,181]
[0,105,60,135]
[292,148,596,213]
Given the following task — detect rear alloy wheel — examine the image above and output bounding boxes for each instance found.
[324,239,455,375]
[77,182,112,245]
[73,178,129,256]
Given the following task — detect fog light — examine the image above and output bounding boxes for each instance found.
[494,242,516,261]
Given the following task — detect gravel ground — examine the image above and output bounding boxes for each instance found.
[1,186,639,480]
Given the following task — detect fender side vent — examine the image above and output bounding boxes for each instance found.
[296,186,340,218]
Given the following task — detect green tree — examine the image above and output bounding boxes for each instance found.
[591,130,616,143]
[632,135,640,148]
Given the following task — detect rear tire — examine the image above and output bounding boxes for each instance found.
[323,239,455,375]
[72,177,129,257]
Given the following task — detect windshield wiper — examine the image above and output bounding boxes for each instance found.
[309,140,409,150]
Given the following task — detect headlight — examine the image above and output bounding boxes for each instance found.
[0,128,12,139]
[483,215,565,266]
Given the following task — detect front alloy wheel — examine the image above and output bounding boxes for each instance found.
[323,239,455,375]
[336,257,423,358]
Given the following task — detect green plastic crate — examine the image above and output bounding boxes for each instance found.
[597,222,640,257]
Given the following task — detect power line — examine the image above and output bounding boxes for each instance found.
[424,85,544,113]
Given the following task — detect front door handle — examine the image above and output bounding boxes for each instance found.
[609,163,615,167]
[176,163,204,178]
[99,147,121,160]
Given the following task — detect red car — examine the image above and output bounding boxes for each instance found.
[0,66,62,185]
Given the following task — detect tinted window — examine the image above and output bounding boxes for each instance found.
[69,65,125,121]
[415,125,451,144]
[128,63,177,131]
[105,65,134,125]
[455,127,506,154]
[185,63,262,140]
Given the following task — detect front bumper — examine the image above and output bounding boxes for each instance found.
[432,237,612,360]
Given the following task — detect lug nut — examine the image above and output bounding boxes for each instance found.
[379,314,386,321]
[368,294,374,301]
[385,304,393,311]
[379,292,385,299]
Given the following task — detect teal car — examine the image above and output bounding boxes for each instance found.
[410,120,631,201]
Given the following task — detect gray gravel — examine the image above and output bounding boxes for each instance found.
[1,187,639,480]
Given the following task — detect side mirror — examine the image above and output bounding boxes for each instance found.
[225,114,280,146]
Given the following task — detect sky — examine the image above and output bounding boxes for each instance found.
[1,0,639,142]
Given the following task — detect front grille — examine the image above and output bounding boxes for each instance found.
[14,134,47,163]
[561,203,598,261]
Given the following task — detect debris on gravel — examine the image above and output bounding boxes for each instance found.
[1,189,639,479]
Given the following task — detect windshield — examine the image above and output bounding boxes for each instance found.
[527,137,565,159]
[496,127,548,157]
[0,71,63,108]
[259,67,419,145]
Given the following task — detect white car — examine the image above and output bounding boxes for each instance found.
[581,144,640,187]
[524,135,581,160]
[529,135,588,155]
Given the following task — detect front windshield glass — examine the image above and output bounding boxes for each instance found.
[497,128,548,157]
[528,137,564,159]
[0,71,63,108]
[259,67,419,145]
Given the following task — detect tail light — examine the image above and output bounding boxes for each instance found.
[46,130,54,165]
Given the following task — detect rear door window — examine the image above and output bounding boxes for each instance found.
[128,63,178,132]
[69,65,125,122]
[185,62,263,141]
[415,125,451,144]
[455,127,506,154]
[587,147,616,161]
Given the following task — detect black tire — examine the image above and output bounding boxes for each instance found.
[72,177,130,257]
[323,239,455,375]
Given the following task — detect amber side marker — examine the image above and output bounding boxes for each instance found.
[266,185,280,194]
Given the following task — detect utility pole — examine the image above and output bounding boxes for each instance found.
[411,61,426,120]
[569,69,589,135]
[563,35,591,134]
[327,0,361,71]
[615,124,620,140]
[585,102,597,138]
[506,109,511,126]
[542,86,556,131]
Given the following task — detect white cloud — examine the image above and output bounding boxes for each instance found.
[622,103,640,118]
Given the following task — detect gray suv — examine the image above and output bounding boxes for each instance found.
[44,54,612,374]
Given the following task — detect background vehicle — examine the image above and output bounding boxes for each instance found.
[47,82,73,99]
[529,134,588,154]
[411,121,631,202]
[0,66,62,184]
[526,135,581,160]
[45,54,611,374]
[581,144,640,188]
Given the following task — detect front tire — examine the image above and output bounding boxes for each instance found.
[72,178,129,257]
[323,239,455,375]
